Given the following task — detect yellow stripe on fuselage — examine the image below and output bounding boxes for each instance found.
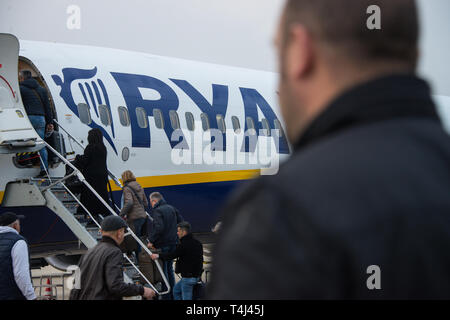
[110,169,260,192]
[0,169,259,204]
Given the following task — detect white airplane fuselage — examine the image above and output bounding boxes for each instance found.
[0,38,291,256]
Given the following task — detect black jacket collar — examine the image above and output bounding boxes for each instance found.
[101,235,120,248]
[181,233,193,242]
[154,199,167,209]
[294,74,440,152]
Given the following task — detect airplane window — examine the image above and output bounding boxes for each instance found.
[201,113,210,131]
[136,107,148,128]
[118,106,130,127]
[122,147,130,162]
[153,109,164,129]
[77,103,92,125]
[169,110,180,130]
[185,112,195,131]
[261,118,271,136]
[216,114,226,133]
[274,119,285,137]
[246,117,256,135]
[99,104,111,127]
[232,116,241,133]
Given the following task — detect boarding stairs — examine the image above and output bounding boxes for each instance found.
[2,124,170,299]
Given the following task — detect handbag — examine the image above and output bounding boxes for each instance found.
[124,185,149,212]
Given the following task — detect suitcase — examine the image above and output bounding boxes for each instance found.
[138,250,163,285]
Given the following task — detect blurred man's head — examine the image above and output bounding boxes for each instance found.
[275,0,419,144]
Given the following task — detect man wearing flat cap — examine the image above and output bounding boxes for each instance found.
[0,212,36,300]
[70,215,155,300]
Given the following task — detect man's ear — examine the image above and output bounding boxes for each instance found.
[286,24,315,80]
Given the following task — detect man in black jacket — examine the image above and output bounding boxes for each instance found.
[151,221,203,300]
[209,0,450,299]
[19,70,53,176]
[148,192,183,299]
[71,215,155,300]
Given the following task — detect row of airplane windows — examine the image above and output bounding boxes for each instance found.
[77,103,285,137]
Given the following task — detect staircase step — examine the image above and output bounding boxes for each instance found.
[123,267,140,281]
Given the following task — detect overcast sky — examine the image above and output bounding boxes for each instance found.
[1,0,449,95]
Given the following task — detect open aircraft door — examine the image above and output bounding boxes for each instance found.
[0,33,43,154]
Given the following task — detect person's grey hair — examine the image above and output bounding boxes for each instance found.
[177,221,191,234]
[149,192,163,202]
[19,70,32,80]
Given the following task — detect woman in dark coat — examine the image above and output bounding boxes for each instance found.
[75,128,110,223]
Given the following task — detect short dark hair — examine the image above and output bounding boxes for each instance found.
[20,70,33,80]
[177,221,191,234]
[283,0,419,70]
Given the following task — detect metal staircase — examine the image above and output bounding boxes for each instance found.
[32,177,100,247]
[32,177,143,284]
[2,138,170,299]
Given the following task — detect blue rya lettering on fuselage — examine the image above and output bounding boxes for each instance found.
[52,67,289,155]
[111,72,185,149]
[170,79,228,151]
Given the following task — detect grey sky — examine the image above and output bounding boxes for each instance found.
[1,0,449,95]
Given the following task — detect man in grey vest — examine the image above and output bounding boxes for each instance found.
[0,212,36,300]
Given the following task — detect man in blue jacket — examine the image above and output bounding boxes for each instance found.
[19,70,54,177]
[147,192,183,299]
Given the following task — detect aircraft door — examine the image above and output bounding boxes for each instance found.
[0,33,43,154]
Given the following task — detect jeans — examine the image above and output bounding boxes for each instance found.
[28,115,48,170]
[173,277,200,300]
[160,244,176,300]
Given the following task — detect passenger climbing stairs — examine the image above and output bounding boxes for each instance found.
[1,141,170,299]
